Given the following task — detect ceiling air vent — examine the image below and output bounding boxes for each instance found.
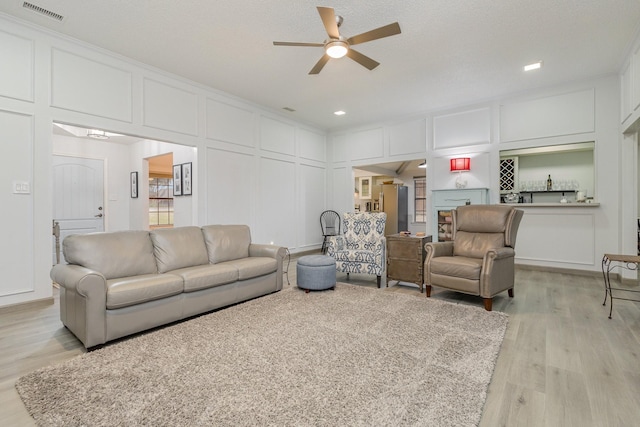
[22,2,64,21]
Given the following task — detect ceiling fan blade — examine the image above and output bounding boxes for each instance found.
[273,41,324,47]
[346,49,380,70]
[347,22,401,46]
[309,54,331,75]
[317,7,340,39]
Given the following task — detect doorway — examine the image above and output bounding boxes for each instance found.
[353,159,426,235]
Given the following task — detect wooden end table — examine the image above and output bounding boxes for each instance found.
[387,233,432,292]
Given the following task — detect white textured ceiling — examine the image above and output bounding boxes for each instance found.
[2,1,640,131]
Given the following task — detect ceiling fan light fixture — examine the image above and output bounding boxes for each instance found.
[325,40,348,58]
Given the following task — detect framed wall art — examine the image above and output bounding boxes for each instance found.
[182,162,192,196]
[173,164,182,196]
[130,172,138,198]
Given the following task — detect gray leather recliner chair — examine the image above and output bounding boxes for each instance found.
[424,204,524,311]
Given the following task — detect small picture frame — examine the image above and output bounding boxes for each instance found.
[173,164,182,196]
[130,172,138,198]
[182,162,192,196]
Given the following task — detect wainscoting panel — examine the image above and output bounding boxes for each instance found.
[0,30,33,102]
[621,60,632,123]
[260,116,295,156]
[51,48,132,122]
[298,128,326,162]
[0,109,34,297]
[205,147,253,226]
[632,45,640,113]
[433,107,491,150]
[331,166,349,214]
[389,117,427,156]
[500,89,595,142]
[348,127,384,161]
[299,163,326,248]
[143,78,198,136]
[515,211,595,266]
[330,134,348,163]
[206,98,255,147]
[255,157,296,248]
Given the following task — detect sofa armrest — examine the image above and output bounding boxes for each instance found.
[50,264,108,348]
[480,247,516,298]
[425,241,454,259]
[249,244,287,291]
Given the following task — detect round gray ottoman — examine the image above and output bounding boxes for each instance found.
[297,255,336,293]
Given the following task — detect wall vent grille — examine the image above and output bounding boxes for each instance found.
[22,2,64,21]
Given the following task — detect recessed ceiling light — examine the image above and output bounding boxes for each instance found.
[524,61,542,72]
[334,110,346,116]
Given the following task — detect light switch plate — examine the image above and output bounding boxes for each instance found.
[13,181,30,194]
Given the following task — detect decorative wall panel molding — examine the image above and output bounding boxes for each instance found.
[51,49,132,122]
[260,116,295,156]
[632,45,640,112]
[256,157,295,247]
[300,163,326,247]
[298,128,326,162]
[143,78,198,136]
[348,127,384,161]
[433,107,490,149]
[0,109,34,296]
[500,89,595,142]
[205,148,254,225]
[389,118,426,156]
[516,212,595,265]
[0,30,34,102]
[330,134,348,163]
[206,98,255,147]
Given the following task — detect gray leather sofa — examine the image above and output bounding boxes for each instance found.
[50,225,286,348]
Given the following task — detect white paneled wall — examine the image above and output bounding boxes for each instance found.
[329,76,622,273]
[260,117,295,155]
[0,109,34,298]
[500,89,595,142]
[0,14,327,308]
[433,108,490,149]
[256,158,296,247]
[51,48,133,122]
[206,98,256,147]
[143,78,199,135]
[0,29,33,102]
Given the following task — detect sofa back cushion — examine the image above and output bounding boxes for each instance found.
[201,225,251,264]
[150,226,209,273]
[63,231,157,279]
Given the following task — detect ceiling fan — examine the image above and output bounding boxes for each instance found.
[273,6,401,75]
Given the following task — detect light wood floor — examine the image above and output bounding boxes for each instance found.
[2,261,639,426]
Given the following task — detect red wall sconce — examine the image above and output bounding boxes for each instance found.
[450,157,470,188]
[450,157,471,172]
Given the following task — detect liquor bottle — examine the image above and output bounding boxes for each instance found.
[546,174,552,191]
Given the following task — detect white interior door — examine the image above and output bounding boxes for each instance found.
[53,155,105,264]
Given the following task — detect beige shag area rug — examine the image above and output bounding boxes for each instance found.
[16,283,508,426]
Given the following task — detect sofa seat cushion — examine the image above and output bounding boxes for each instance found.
[219,257,278,281]
[170,264,239,292]
[429,256,482,281]
[106,274,184,309]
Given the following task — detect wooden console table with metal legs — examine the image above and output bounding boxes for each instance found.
[601,253,640,319]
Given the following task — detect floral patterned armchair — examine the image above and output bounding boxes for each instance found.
[326,212,387,287]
